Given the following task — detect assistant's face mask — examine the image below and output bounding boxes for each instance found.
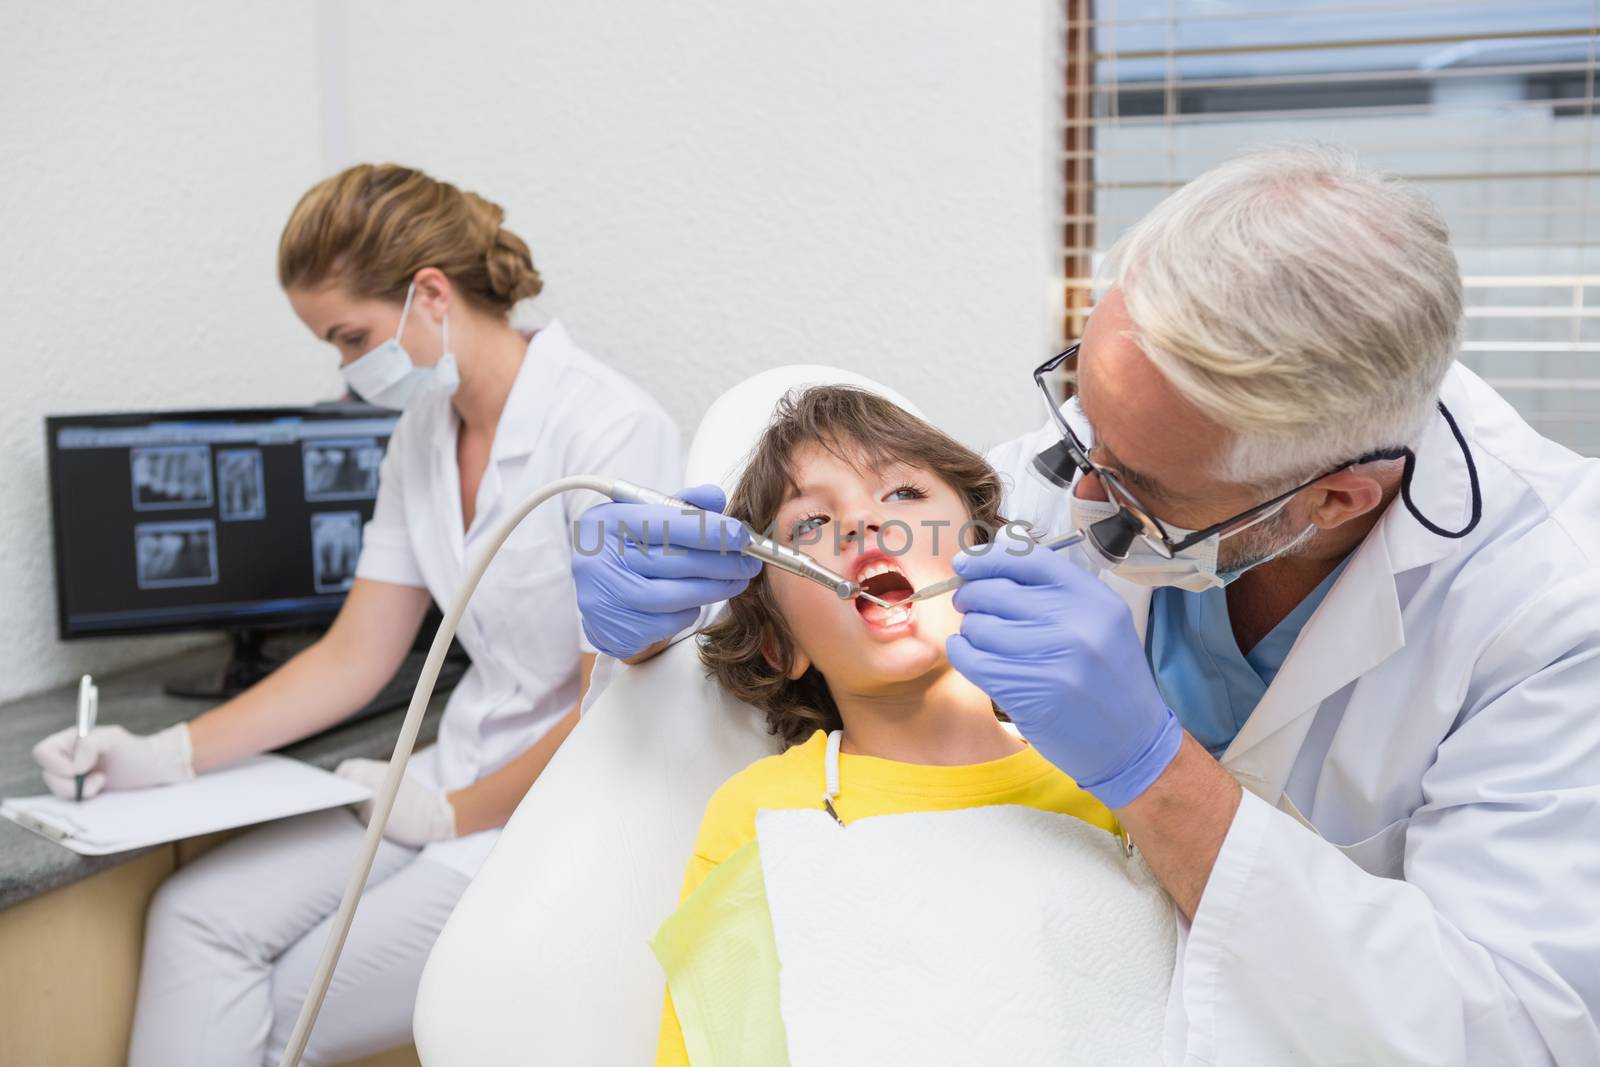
[340,282,460,410]
[1069,494,1311,592]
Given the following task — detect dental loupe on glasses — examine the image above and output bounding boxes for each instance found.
[1028,439,1144,564]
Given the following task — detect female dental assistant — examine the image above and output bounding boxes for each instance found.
[31,163,681,1066]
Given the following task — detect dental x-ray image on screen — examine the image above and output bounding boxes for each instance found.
[47,405,397,639]
[217,448,266,521]
[134,519,219,589]
[302,438,382,502]
[311,511,362,593]
[131,445,214,511]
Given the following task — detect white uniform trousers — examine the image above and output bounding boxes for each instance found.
[128,807,470,1067]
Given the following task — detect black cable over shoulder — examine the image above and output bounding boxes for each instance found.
[1360,402,1482,540]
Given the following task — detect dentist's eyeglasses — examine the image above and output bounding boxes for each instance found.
[1030,345,1410,560]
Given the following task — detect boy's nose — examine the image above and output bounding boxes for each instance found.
[834,514,883,550]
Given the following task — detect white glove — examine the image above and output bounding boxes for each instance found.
[31,723,194,800]
[335,758,458,848]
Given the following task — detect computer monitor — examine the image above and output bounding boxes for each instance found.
[45,403,401,695]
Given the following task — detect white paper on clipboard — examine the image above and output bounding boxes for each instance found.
[1,754,371,856]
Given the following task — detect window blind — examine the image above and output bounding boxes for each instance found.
[1066,1,1600,453]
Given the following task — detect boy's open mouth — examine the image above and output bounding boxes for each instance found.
[854,558,915,628]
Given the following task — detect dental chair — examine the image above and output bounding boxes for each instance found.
[412,367,926,1066]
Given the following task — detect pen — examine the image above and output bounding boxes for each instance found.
[74,674,97,803]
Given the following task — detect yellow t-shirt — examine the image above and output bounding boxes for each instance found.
[655,729,1122,1066]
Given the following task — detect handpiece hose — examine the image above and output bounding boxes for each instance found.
[276,475,615,1067]
[276,477,873,1067]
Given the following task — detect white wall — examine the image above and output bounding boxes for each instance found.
[330,0,1064,447]
[0,3,343,704]
[0,1,1062,703]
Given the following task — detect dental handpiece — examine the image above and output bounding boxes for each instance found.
[900,529,1087,604]
[609,480,895,608]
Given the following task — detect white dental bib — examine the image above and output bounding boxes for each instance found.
[752,732,1180,1066]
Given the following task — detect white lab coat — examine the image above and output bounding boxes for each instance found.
[356,321,683,878]
[990,362,1600,1065]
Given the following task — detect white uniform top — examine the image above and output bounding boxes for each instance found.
[990,362,1600,1064]
[355,321,682,877]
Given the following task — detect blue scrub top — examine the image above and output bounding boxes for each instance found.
[1146,557,1351,756]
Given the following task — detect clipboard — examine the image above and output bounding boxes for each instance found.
[2,755,372,856]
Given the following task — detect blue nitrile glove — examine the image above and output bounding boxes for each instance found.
[944,528,1183,809]
[573,484,762,660]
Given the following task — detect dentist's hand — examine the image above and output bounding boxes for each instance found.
[335,758,457,848]
[945,529,1182,810]
[31,723,195,800]
[572,484,762,659]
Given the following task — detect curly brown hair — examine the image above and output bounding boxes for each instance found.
[698,386,1006,748]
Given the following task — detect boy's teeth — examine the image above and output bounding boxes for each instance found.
[857,560,902,581]
[867,603,912,626]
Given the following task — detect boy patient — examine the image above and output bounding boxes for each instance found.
[655,386,1122,1065]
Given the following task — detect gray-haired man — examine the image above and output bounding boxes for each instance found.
[575,146,1600,1063]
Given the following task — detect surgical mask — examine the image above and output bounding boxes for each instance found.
[340,282,460,410]
[1069,494,1311,592]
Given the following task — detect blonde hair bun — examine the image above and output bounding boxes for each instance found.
[279,163,542,314]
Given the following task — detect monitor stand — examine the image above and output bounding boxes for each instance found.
[164,628,291,700]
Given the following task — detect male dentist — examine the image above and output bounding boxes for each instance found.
[573,145,1600,1064]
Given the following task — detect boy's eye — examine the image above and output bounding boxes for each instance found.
[791,513,830,538]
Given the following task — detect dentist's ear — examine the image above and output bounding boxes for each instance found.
[1302,464,1393,530]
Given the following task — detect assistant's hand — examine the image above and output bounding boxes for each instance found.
[572,483,762,659]
[31,723,194,800]
[945,529,1182,809]
[335,758,457,848]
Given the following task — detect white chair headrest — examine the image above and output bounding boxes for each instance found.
[684,365,926,495]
